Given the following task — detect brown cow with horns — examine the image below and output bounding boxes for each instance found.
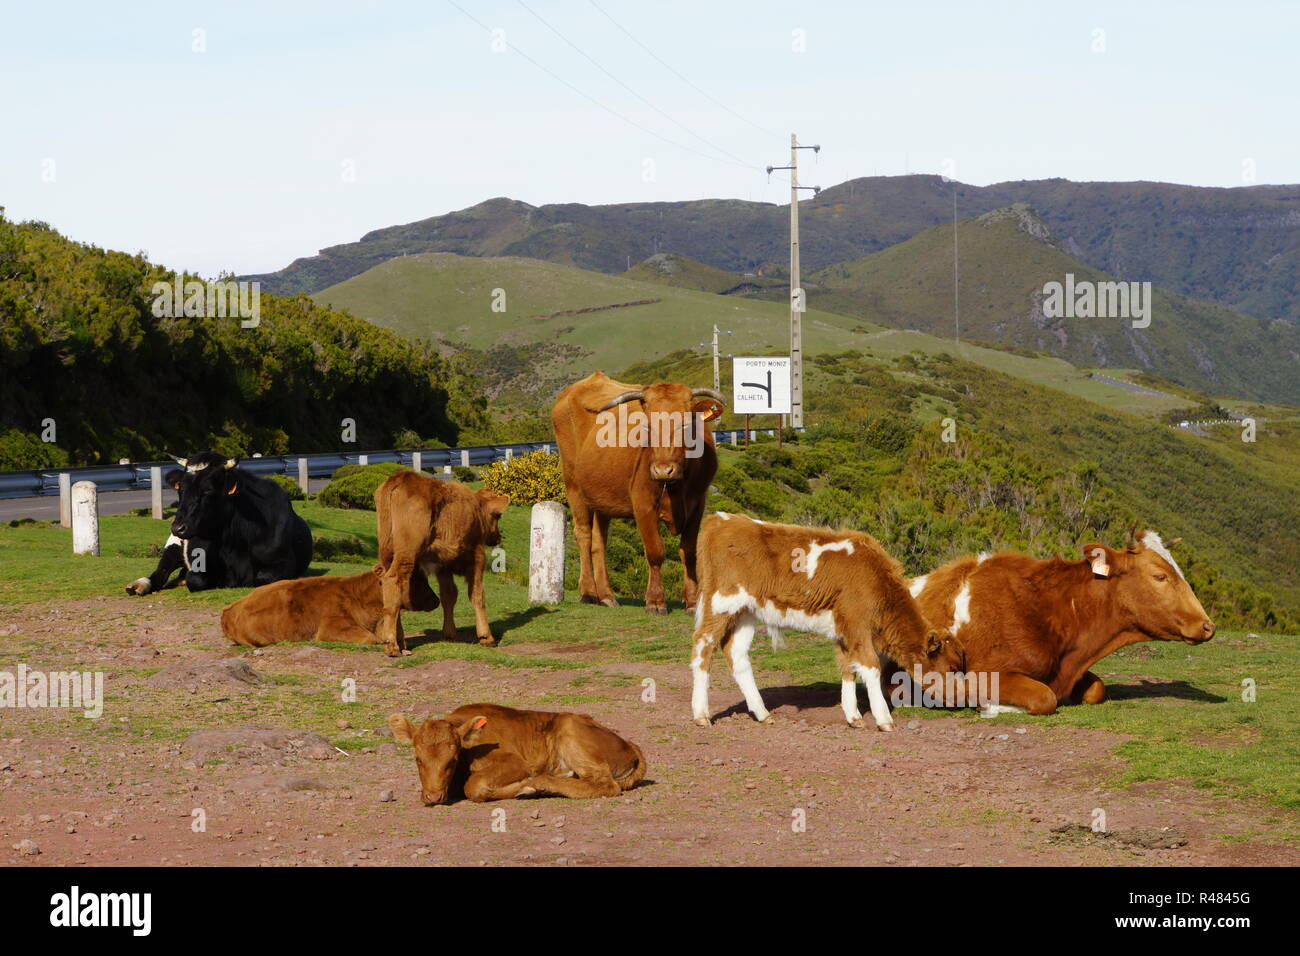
[552,371,725,615]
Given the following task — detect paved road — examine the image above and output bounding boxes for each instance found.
[1089,373,1171,398]
[0,479,332,523]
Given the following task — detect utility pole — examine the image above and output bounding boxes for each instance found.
[698,324,732,393]
[767,134,820,429]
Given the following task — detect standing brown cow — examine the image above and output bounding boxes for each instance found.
[551,371,725,615]
[375,471,510,656]
[908,527,1214,715]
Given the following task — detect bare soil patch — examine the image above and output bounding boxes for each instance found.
[1,597,1296,867]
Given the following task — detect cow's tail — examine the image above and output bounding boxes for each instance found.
[619,739,649,792]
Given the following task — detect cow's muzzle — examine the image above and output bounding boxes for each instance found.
[1184,620,1215,644]
[649,463,681,482]
[170,521,188,537]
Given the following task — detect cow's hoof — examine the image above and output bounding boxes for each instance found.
[516,786,537,797]
[876,722,896,733]
[600,598,619,608]
[579,595,603,605]
[693,717,711,728]
[849,717,865,729]
[645,604,668,616]
[477,636,497,647]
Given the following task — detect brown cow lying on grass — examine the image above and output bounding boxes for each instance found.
[376,472,510,656]
[908,526,1215,716]
[388,703,647,804]
[220,566,439,647]
[690,512,965,731]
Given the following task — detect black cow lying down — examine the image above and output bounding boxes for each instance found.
[126,452,312,594]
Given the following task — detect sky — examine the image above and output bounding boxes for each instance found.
[2,0,1296,277]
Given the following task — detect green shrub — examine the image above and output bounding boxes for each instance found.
[318,462,409,510]
[452,465,479,482]
[313,534,373,562]
[0,428,69,471]
[481,451,565,505]
[268,475,306,500]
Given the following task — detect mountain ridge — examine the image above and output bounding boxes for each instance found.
[244,175,1300,325]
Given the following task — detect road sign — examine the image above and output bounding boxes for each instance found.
[732,357,792,414]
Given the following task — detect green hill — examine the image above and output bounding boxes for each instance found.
[623,253,784,295]
[0,211,487,468]
[805,205,1300,405]
[246,176,1300,326]
[311,251,1192,418]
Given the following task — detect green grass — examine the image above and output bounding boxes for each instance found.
[2,503,1298,815]
[312,251,1184,419]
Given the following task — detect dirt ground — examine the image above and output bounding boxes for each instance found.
[1,597,1296,867]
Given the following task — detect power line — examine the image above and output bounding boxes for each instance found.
[587,0,784,142]
[444,0,753,170]
[514,0,757,170]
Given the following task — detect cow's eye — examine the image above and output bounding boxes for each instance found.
[1153,573,1168,582]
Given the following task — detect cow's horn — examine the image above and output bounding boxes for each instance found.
[168,454,188,467]
[691,387,726,404]
[1126,520,1141,550]
[596,390,645,412]
[224,458,238,470]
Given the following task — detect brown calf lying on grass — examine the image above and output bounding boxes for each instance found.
[221,566,439,648]
[691,512,965,731]
[388,703,647,804]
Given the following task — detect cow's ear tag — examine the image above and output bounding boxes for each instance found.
[474,717,488,729]
[1089,548,1110,577]
[693,398,723,422]
[226,482,239,496]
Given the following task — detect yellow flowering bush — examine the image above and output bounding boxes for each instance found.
[481,451,566,505]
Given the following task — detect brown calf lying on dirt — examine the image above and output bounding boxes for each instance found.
[220,566,439,647]
[691,512,965,731]
[376,471,511,656]
[388,703,647,804]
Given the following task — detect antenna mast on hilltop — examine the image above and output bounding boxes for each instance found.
[767,134,820,429]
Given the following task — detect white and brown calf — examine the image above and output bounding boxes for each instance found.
[689,513,965,731]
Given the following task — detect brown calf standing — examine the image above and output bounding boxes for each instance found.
[220,565,439,648]
[388,703,647,804]
[691,512,964,731]
[374,472,510,656]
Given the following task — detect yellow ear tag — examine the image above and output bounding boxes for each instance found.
[227,482,239,496]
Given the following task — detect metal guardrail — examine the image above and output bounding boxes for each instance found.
[0,431,777,500]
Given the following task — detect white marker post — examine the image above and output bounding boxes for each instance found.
[505,447,514,461]
[358,454,368,467]
[150,466,163,520]
[58,472,71,528]
[528,501,565,605]
[71,481,99,556]
[297,457,309,495]
[411,451,422,474]
[460,450,470,468]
